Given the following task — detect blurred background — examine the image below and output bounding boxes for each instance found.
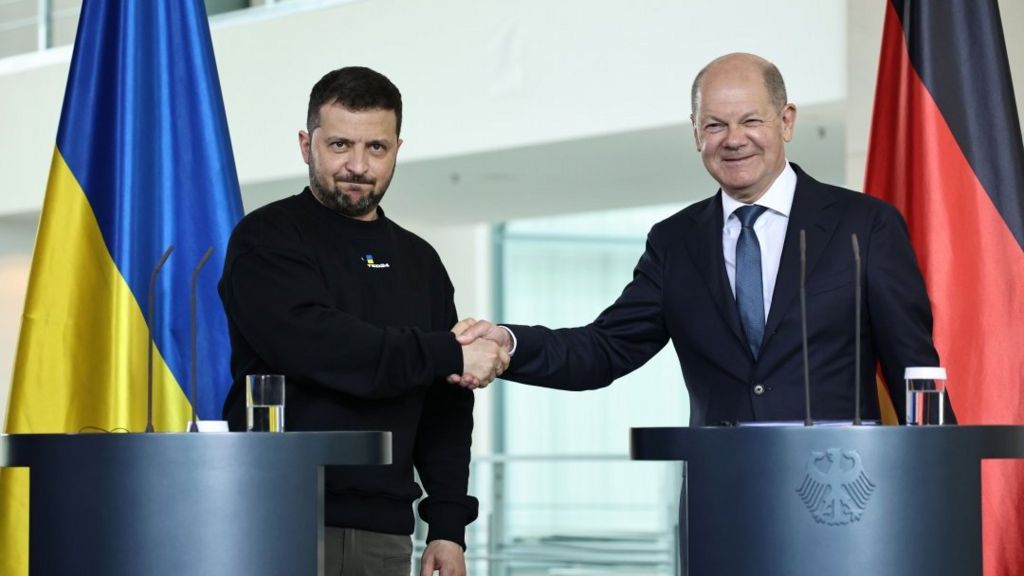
[1,1,1022,573]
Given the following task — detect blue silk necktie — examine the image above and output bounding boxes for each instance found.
[735,205,769,359]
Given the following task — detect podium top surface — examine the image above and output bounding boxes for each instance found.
[630,425,1024,461]
[0,430,392,468]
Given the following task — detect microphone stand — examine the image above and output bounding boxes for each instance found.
[800,230,812,427]
[852,234,862,426]
[189,246,215,433]
[146,245,175,433]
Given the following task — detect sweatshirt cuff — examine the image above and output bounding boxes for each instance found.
[424,510,472,550]
[424,331,463,381]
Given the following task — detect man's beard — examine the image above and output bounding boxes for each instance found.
[308,165,391,219]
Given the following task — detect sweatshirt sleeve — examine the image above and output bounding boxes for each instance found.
[414,272,479,548]
[219,211,463,400]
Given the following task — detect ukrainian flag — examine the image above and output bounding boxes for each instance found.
[0,1,243,572]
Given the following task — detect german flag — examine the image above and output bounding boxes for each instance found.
[866,1,1024,574]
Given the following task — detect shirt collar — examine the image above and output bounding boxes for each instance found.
[721,161,797,222]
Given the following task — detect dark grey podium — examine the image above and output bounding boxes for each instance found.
[631,425,1024,576]
[0,431,390,575]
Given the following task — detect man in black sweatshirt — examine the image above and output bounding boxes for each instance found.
[219,66,505,576]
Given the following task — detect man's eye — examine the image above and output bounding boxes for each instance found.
[704,123,725,133]
[743,119,765,127]
[331,141,348,150]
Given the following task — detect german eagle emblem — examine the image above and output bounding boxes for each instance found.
[795,448,875,525]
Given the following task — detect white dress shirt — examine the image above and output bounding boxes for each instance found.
[721,162,797,321]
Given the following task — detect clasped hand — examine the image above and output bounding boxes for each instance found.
[448,318,512,390]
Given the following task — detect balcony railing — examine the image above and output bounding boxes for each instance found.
[414,453,683,576]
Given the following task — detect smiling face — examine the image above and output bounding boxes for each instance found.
[299,103,402,221]
[691,56,796,203]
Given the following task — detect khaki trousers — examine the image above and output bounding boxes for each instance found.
[324,527,413,576]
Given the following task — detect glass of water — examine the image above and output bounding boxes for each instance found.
[905,367,947,426]
[247,374,286,432]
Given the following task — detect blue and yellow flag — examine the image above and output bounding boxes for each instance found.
[1,0,243,572]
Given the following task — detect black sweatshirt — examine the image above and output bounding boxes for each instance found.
[219,188,478,547]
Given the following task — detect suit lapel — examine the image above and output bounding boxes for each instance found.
[684,193,747,348]
[763,167,841,349]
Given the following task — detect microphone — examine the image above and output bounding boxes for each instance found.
[146,245,175,433]
[188,246,215,433]
[851,234,862,425]
[800,230,812,427]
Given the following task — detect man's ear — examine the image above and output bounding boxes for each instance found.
[298,130,312,165]
[780,104,798,142]
[691,115,702,152]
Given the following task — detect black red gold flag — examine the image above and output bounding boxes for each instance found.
[866,1,1024,574]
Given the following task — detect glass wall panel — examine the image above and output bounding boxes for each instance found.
[482,203,692,575]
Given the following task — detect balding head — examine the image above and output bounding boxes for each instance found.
[688,52,797,203]
[691,53,788,117]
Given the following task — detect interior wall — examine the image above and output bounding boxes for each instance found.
[0,0,848,216]
[0,217,37,428]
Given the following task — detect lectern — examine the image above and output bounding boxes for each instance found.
[0,431,390,575]
[631,426,1024,576]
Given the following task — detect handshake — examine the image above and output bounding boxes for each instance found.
[448,318,513,390]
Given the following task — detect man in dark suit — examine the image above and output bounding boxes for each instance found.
[453,52,944,425]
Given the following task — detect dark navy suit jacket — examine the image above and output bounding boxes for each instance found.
[504,164,942,426]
